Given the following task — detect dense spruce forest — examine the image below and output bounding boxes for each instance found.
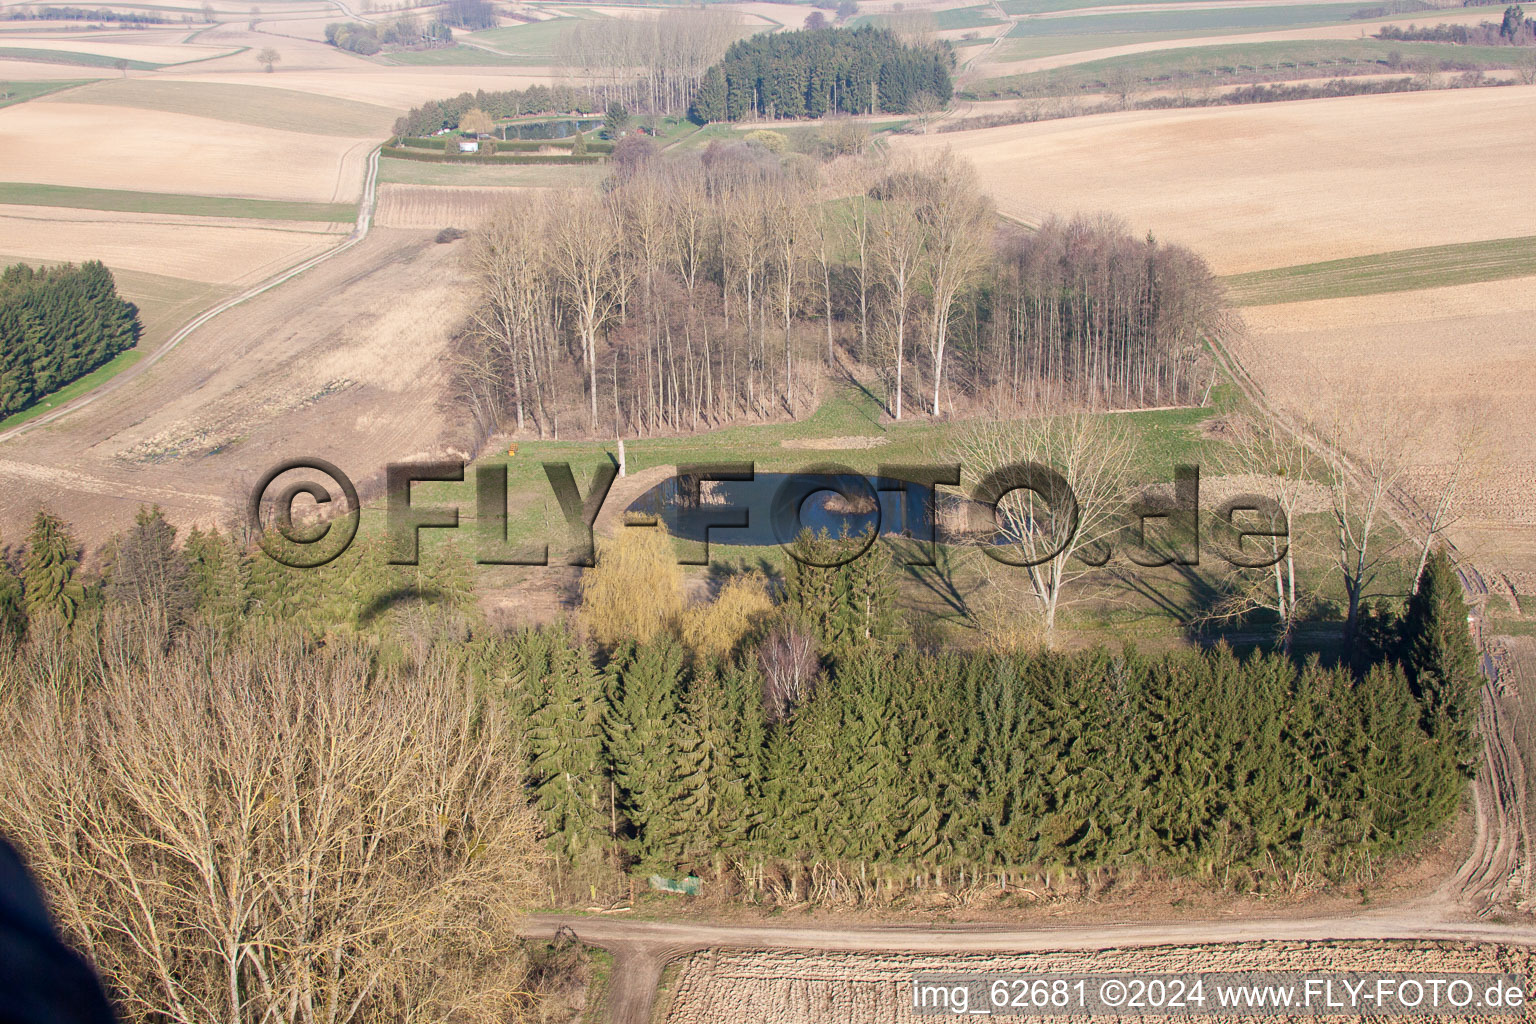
[0,505,1478,923]
[690,25,954,122]
[456,143,1223,439]
[0,261,138,416]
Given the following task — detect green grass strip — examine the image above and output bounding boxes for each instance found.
[0,47,162,69]
[0,349,142,431]
[0,79,89,109]
[0,183,357,223]
[1223,235,1536,306]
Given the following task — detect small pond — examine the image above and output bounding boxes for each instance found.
[502,118,601,140]
[626,471,937,550]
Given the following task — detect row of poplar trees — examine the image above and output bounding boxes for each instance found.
[0,261,138,415]
[458,144,1225,439]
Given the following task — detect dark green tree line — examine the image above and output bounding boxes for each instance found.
[690,25,954,122]
[0,261,138,415]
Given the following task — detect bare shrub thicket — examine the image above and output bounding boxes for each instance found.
[0,624,544,1024]
[457,148,1226,438]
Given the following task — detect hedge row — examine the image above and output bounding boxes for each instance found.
[396,136,614,153]
[381,146,606,165]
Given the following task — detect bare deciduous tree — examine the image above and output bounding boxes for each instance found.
[1320,401,1412,648]
[549,191,625,429]
[0,625,543,1024]
[759,622,821,722]
[953,410,1139,641]
[1211,412,1317,645]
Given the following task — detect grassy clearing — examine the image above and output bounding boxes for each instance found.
[382,44,537,66]
[342,379,1406,653]
[0,47,161,69]
[0,348,141,431]
[1008,3,1376,38]
[50,78,397,135]
[1224,235,1536,305]
[377,158,607,187]
[934,4,1005,30]
[0,182,356,222]
[0,79,90,108]
[968,39,1533,95]
[466,17,577,58]
[401,382,1230,579]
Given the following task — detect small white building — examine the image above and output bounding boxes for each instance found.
[458,138,480,153]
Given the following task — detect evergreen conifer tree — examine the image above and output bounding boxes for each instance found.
[0,540,25,643]
[1402,548,1481,775]
[22,509,84,626]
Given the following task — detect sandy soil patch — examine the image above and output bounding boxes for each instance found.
[1236,275,1536,573]
[662,943,1534,1023]
[0,208,340,284]
[0,102,373,202]
[374,183,515,229]
[901,86,1536,274]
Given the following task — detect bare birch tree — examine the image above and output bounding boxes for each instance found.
[549,191,625,429]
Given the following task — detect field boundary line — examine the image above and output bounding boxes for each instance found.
[0,145,381,446]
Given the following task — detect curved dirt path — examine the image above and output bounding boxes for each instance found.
[0,146,381,447]
[528,909,1536,1024]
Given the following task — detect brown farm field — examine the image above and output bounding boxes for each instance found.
[47,77,399,135]
[0,102,374,201]
[660,943,1535,1023]
[1235,275,1536,580]
[374,183,522,229]
[0,207,343,283]
[900,86,1536,274]
[0,228,473,544]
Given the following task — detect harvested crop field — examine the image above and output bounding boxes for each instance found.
[904,86,1536,274]
[47,78,398,135]
[0,102,373,201]
[977,5,1508,73]
[0,35,236,64]
[374,183,517,228]
[660,943,1535,1023]
[377,159,607,188]
[159,67,559,106]
[0,229,474,544]
[0,206,343,283]
[1235,274,1536,573]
